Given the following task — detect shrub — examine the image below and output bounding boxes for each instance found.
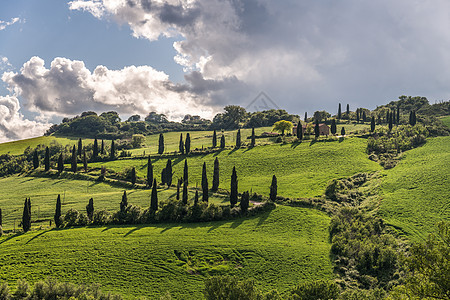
[92,209,111,225]
[204,276,261,300]
[290,280,340,300]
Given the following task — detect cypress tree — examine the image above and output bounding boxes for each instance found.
[250,127,256,147]
[150,179,158,211]
[346,104,350,119]
[100,139,105,155]
[183,159,188,186]
[314,119,320,139]
[22,198,31,232]
[412,111,417,126]
[338,103,342,120]
[93,138,99,159]
[86,198,94,221]
[185,133,191,154]
[356,108,360,123]
[83,151,88,172]
[235,129,241,148]
[389,112,393,130]
[270,175,277,201]
[331,119,337,135]
[44,147,50,171]
[179,133,184,154]
[110,140,116,160]
[182,180,188,205]
[362,111,367,123]
[202,162,208,202]
[147,156,153,187]
[304,112,307,122]
[120,191,128,212]
[212,157,219,192]
[77,138,82,157]
[220,135,225,148]
[341,127,346,136]
[370,116,375,132]
[131,167,136,185]
[165,159,172,186]
[230,166,238,207]
[297,122,303,140]
[57,153,64,173]
[194,190,199,206]
[240,191,249,212]
[158,134,164,154]
[212,130,217,148]
[386,110,390,124]
[71,145,77,172]
[176,179,181,200]
[396,106,400,124]
[55,195,62,228]
[33,150,39,169]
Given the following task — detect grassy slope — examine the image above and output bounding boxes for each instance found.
[91,137,381,199]
[440,115,450,128]
[378,136,450,240]
[0,206,333,299]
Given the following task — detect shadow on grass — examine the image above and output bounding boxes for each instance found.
[291,141,302,149]
[213,149,226,157]
[124,226,142,237]
[25,230,49,244]
[0,232,24,245]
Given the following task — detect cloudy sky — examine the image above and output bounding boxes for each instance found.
[1,0,450,142]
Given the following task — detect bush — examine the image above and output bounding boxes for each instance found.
[204,276,261,300]
[92,210,111,225]
[290,280,340,300]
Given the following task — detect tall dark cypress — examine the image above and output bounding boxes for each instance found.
[220,135,225,148]
[176,179,181,200]
[386,110,390,124]
[120,191,128,212]
[179,133,184,154]
[230,166,238,207]
[330,119,337,135]
[235,129,241,148]
[389,112,393,130]
[83,151,88,172]
[93,138,99,159]
[57,153,64,173]
[362,111,367,123]
[297,122,303,140]
[101,139,105,155]
[396,106,400,124]
[165,159,172,186]
[44,147,50,171]
[202,162,208,202]
[71,145,77,172]
[33,150,39,169]
[131,167,136,185]
[150,179,158,211]
[240,191,249,212]
[22,198,31,232]
[370,116,375,132]
[412,111,417,126]
[346,104,350,119]
[338,103,342,120]
[212,130,217,148]
[356,108,360,123]
[250,127,256,147]
[158,133,164,154]
[147,156,153,187]
[194,190,199,206]
[269,175,277,201]
[183,159,188,186]
[185,133,191,154]
[341,127,346,136]
[110,140,116,160]
[77,138,82,157]
[314,119,320,139]
[182,180,188,205]
[304,112,307,122]
[86,198,94,221]
[212,157,219,192]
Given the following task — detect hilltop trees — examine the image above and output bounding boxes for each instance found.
[235,129,241,148]
[202,162,208,202]
[273,120,293,136]
[22,198,31,232]
[212,130,217,148]
[55,195,62,228]
[86,198,94,221]
[150,179,158,211]
[147,156,153,187]
[230,167,238,207]
[44,147,50,171]
[212,157,220,192]
[220,135,226,148]
[270,175,277,201]
[158,134,164,154]
[185,133,191,154]
[179,133,184,154]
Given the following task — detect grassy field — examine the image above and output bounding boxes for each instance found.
[0,205,333,299]
[378,136,450,241]
[440,115,450,128]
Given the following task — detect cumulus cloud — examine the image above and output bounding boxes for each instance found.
[2,56,216,120]
[0,95,50,143]
[0,17,21,31]
[69,0,450,112]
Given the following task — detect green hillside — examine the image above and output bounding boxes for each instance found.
[0,205,333,299]
[379,136,450,240]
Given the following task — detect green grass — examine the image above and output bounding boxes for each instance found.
[440,115,450,128]
[91,137,381,199]
[0,136,93,156]
[0,205,333,299]
[378,136,450,241]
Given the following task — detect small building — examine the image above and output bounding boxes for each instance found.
[292,123,330,136]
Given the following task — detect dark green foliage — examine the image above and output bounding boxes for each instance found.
[185,133,191,153]
[296,122,303,139]
[147,156,153,187]
[71,145,77,172]
[158,133,164,154]
[220,134,225,148]
[100,139,104,155]
[120,191,128,212]
[331,119,336,135]
[150,179,158,211]
[194,190,199,206]
[93,138,99,158]
[203,276,261,300]
[341,127,346,136]
[212,130,217,148]
[202,162,208,202]
[86,198,94,221]
[57,153,64,173]
[270,175,277,201]
[240,191,249,212]
[325,173,368,203]
[409,110,417,126]
[250,127,256,147]
[338,103,342,119]
[110,140,116,159]
[236,129,241,148]
[77,138,82,157]
[396,106,400,124]
[386,110,390,124]
[183,159,188,186]
[304,112,307,122]
[83,151,88,172]
[314,120,320,139]
[44,147,50,171]
[165,159,173,186]
[370,116,375,132]
[176,179,181,200]
[179,133,184,154]
[212,157,219,192]
[131,167,136,185]
[356,108,360,123]
[32,150,39,169]
[388,112,393,130]
[346,104,350,119]
[230,166,238,207]
[55,195,62,228]
[363,110,367,123]
[161,168,166,185]
[290,280,340,300]
[22,198,31,233]
[182,181,188,205]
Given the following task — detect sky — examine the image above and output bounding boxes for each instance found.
[1,0,450,142]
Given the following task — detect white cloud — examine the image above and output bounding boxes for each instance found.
[0,95,50,143]
[0,17,21,31]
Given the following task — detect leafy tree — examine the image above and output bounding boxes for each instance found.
[240,191,249,212]
[204,276,261,300]
[165,159,173,186]
[179,133,184,154]
[182,180,188,205]
[57,153,64,173]
[202,162,208,202]
[338,103,342,119]
[127,114,141,122]
[220,134,225,148]
[110,140,116,159]
[145,112,168,123]
[100,139,104,155]
[77,138,82,157]
[131,134,145,148]
[183,159,188,186]
[212,157,219,192]
[212,130,217,148]
[147,156,153,187]
[235,129,241,148]
[44,147,50,171]
[250,127,256,147]
[270,175,277,201]
[314,119,320,139]
[185,133,191,153]
[83,151,88,172]
[86,198,94,221]
[158,133,164,155]
[341,127,346,136]
[370,116,376,132]
[290,280,340,300]
[55,195,62,228]
[346,104,350,119]
[212,105,246,129]
[71,145,77,172]
[176,179,181,200]
[331,119,337,135]
[150,179,158,211]
[230,166,238,207]
[131,167,136,185]
[33,150,39,169]
[120,191,128,212]
[296,122,303,140]
[313,110,331,122]
[273,120,293,136]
